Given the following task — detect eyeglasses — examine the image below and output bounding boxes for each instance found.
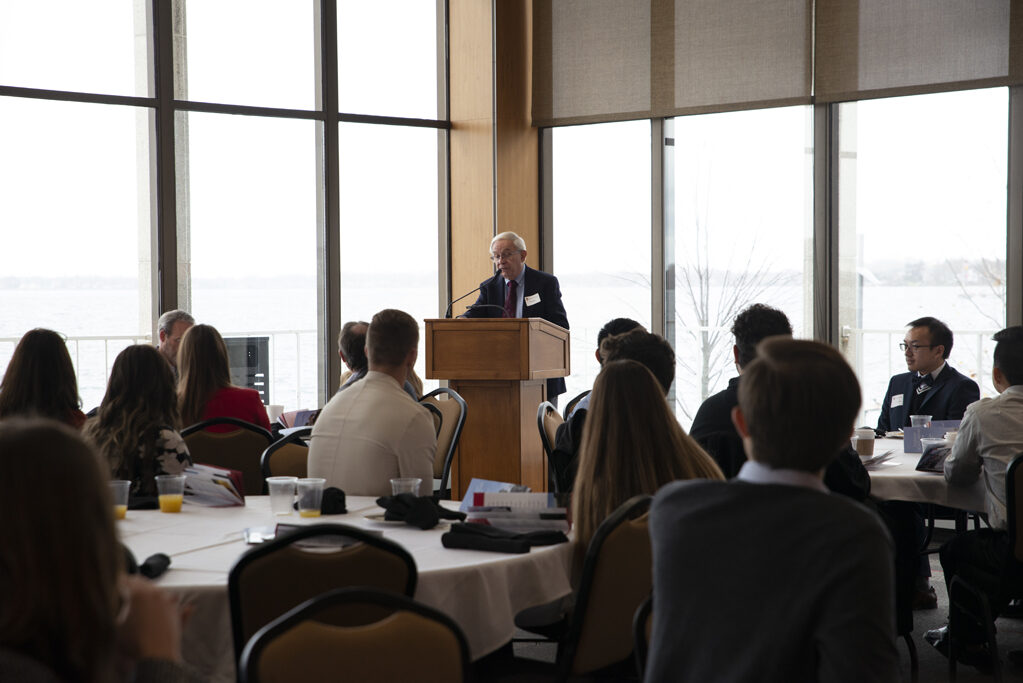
[899,342,935,352]
[490,250,521,263]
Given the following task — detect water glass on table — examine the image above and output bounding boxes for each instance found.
[391,477,422,496]
[109,480,130,520]
[910,414,932,428]
[297,477,326,518]
[266,476,298,516]
[155,474,186,513]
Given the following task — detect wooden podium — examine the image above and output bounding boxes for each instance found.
[424,318,570,498]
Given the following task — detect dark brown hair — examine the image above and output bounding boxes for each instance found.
[572,359,723,547]
[85,345,180,483]
[0,419,121,682]
[0,329,81,425]
[738,338,860,472]
[177,324,233,426]
[367,309,419,367]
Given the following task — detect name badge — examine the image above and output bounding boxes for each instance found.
[891,394,904,408]
[524,293,541,306]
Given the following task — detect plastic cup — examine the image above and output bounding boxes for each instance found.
[920,437,946,452]
[266,476,298,516]
[391,477,422,496]
[296,478,326,518]
[109,480,130,520]
[852,428,875,457]
[155,474,186,513]
[910,415,932,428]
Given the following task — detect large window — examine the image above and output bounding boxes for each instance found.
[837,88,1008,426]
[0,1,449,412]
[667,107,813,427]
[551,120,652,402]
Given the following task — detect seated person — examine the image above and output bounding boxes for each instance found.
[0,328,86,429]
[0,418,198,682]
[573,359,722,550]
[176,324,272,433]
[308,309,435,496]
[155,309,194,383]
[925,326,1023,668]
[84,345,191,503]
[564,317,643,419]
[551,328,673,493]
[876,316,980,434]
[335,319,418,399]
[646,339,898,682]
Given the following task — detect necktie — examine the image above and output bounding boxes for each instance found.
[503,280,518,318]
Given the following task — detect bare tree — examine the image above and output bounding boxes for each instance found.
[945,256,1006,329]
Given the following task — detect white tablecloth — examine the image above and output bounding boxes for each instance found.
[866,438,986,511]
[118,496,574,682]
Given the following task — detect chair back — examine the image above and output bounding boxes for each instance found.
[239,588,469,683]
[260,427,312,479]
[228,524,417,663]
[559,495,652,677]
[563,389,591,418]
[536,401,563,493]
[1007,453,1023,564]
[182,417,273,496]
[419,388,467,499]
[632,593,653,679]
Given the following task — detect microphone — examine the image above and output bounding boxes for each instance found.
[444,285,482,318]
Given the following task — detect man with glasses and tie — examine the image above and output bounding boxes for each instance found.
[462,231,570,405]
[876,316,980,436]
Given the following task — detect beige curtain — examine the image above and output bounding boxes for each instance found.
[533,0,1023,127]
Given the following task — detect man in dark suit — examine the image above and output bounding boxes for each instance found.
[646,339,898,682]
[462,231,570,403]
[876,316,980,434]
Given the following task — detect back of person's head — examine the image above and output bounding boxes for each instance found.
[732,304,793,369]
[0,328,80,424]
[572,360,722,547]
[85,345,179,476]
[367,309,419,368]
[600,329,675,394]
[993,326,1023,386]
[738,338,860,472]
[156,309,195,337]
[907,316,954,359]
[338,321,369,372]
[177,324,232,426]
[595,318,644,363]
[0,419,120,682]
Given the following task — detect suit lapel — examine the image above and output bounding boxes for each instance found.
[521,266,539,315]
[918,366,949,410]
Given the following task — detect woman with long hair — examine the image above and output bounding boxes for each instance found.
[177,324,271,432]
[0,328,85,428]
[0,418,196,682]
[84,345,191,501]
[572,359,724,547]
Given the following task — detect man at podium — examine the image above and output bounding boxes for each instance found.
[462,231,570,404]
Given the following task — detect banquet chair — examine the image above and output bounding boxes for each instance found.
[228,523,417,663]
[563,389,590,418]
[520,494,650,681]
[536,402,563,494]
[182,417,273,497]
[238,588,470,683]
[260,427,312,480]
[946,452,1023,681]
[419,388,467,500]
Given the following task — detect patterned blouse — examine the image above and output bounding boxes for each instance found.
[122,426,192,500]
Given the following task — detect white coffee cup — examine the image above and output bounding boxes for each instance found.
[266,404,285,423]
[853,428,875,457]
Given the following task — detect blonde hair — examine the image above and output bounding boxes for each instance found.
[177,324,233,427]
[572,360,723,547]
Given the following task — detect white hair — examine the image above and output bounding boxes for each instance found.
[490,232,527,253]
[157,309,195,335]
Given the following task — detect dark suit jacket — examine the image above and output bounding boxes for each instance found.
[462,265,570,397]
[876,363,980,434]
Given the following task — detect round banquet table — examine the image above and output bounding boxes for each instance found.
[118,496,574,683]
[865,437,985,511]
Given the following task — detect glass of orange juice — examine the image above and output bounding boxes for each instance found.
[155,474,186,513]
[109,480,130,520]
[296,478,326,518]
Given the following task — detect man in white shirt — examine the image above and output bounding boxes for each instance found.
[646,338,898,683]
[308,309,436,497]
[926,326,1023,666]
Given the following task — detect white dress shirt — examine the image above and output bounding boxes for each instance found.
[736,460,828,493]
[944,385,1023,529]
